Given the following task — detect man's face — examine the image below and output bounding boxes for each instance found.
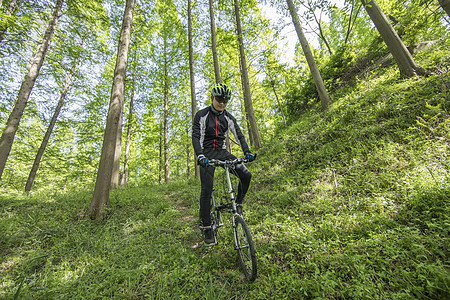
[212,96,228,112]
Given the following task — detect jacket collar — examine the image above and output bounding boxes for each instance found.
[210,104,224,115]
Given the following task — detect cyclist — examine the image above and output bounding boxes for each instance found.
[192,83,256,246]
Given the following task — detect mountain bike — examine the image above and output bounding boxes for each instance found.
[207,157,257,282]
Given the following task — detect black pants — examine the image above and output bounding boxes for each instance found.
[199,149,252,227]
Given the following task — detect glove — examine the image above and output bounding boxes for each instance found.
[198,154,208,167]
[245,151,256,162]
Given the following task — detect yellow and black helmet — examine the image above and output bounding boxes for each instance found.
[211,83,232,103]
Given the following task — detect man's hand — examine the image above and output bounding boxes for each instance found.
[198,155,208,167]
[245,151,256,162]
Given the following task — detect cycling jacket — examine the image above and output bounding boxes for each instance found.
[192,105,249,157]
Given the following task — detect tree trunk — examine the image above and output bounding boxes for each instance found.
[0,0,63,181]
[159,123,163,184]
[344,2,362,44]
[0,0,18,42]
[121,51,137,188]
[110,108,123,189]
[208,0,232,151]
[25,47,80,193]
[286,0,331,111]
[308,6,332,54]
[233,0,262,149]
[208,0,221,84]
[439,0,450,18]
[361,0,426,78]
[268,74,287,127]
[120,85,134,188]
[186,120,190,179]
[163,37,170,184]
[188,0,199,178]
[90,0,135,220]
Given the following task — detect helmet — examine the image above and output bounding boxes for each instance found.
[211,83,231,103]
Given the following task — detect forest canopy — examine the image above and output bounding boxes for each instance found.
[0,0,448,192]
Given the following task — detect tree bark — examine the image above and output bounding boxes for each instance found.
[286,0,331,111]
[208,0,221,84]
[90,0,135,219]
[110,108,123,189]
[120,83,134,188]
[121,50,137,187]
[268,74,287,127]
[25,43,81,193]
[163,36,170,184]
[0,0,63,181]
[439,0,450,18]
[344,2,362,44]
[188,0,199,178]
[233,0,262,149]
[159,123,163,184]
[185,119,190,179]
[361,0,426,78]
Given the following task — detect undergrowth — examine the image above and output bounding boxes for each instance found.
[1,43,449,299]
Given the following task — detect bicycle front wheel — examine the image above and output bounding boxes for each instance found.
[233,215,257,281]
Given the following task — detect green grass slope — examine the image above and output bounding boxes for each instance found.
[1,42,449,299]
[247,43,450,298]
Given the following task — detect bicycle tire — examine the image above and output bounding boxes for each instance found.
[233,215,257,281]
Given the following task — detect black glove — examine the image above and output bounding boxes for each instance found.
[198,155,208,167]
[245,151,256,162]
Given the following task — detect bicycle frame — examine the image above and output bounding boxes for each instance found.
[209,158,245,212]
[209,159,241,233]
[207,157,257,281]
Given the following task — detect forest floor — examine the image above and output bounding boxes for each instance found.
[1,42,450,299]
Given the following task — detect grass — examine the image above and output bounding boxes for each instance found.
[1,43,450,299]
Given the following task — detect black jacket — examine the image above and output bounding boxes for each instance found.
[192,105,249,157]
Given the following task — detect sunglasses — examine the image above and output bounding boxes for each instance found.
[215,96,229,104]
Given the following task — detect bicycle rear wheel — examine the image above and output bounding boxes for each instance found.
[233,215,257,281]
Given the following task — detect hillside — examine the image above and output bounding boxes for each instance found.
[1,42,449,299]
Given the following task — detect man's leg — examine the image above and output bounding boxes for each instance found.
[199,165,215,227]
[235,164,252,204]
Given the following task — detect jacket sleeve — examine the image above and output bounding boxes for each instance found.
[192,111,203,157]
[226,113,250,154]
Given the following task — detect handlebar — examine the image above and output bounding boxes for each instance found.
[208,157,248,167]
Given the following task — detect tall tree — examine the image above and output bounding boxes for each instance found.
[0,0,64,181]
[344,1,362,44]
[188,0,199,178]
[24,37,84,193]
[90,0,135,219]
[233,0,262,149]
[120,47,137,187]
[163,35,170,184]
[286,0,331,111]
[209,0,221,83]
[361,0,426,78]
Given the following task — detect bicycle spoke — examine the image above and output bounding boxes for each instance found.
[233,215,257,281]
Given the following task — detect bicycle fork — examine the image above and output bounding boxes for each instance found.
[225,167,243,248]
[225,167,238,215]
